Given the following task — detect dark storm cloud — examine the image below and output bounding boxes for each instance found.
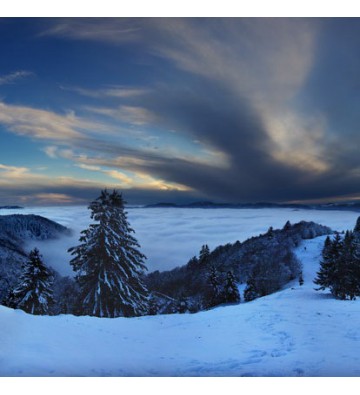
[132,81,298,200]
[300,19,360,130]
[66,70,360,203]
[133,79,359,202]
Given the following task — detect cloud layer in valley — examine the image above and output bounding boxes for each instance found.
[3,205,358,276]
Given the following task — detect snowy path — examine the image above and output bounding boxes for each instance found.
[1,235,360,376]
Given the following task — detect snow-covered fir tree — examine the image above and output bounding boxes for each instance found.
[340,231,360,300]
[199,244,210,265]
[314,230,360,300]
[5,248,53,315]
[314,235,336,292]
[224,270,240,303]
[244,278,259,302]
[206,265,223,307]
[68,190,149,318]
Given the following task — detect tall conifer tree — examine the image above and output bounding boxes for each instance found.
[206,265,222,307]
[224,270,240,303]
[314,235,336,291]
[69,190,149,317]
[5,248,53,315]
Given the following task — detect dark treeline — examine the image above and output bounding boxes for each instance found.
[314,217,360,300]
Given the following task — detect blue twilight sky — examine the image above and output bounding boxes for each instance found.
[0,18,360,206]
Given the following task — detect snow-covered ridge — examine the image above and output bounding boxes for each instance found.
[1,235,360,377]
[0,214,70,242]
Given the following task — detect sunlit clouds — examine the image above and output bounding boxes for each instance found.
[0,102,92,140]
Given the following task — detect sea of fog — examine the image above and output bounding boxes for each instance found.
[1,206,359,276]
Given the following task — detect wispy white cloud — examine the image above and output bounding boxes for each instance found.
[0,162,101,189]
[103,169,133,185]
[29,193,79,204]
[42,19,318,104]
[0,162,119,205]
[263,108,329,173]
[0,101,114,142]
[74,157,191,191]
[87,105,156,125]
[0,102,83,140]
[44,146,58,158]
[40,18,142,44]
[77,162,141,187]
[61,85,148,99]
[0,70,34,85]
[0,163,29,178]
[77,163,102,171]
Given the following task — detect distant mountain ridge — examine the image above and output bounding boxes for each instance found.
[145,201,360,211]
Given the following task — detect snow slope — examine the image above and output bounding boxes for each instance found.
[1,235,360,377]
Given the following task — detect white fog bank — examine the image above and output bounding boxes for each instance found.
[1,206,359,276]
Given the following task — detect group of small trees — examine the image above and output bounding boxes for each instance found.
[205,265,240,308]
[314,218,360,300]
[243,250,302,302]
[3,190,149,318]
[172,246,241,313]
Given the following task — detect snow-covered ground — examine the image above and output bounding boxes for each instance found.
[1,234,360,377]
[0,206,359,275]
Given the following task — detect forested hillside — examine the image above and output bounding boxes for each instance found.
[146,221,332,313]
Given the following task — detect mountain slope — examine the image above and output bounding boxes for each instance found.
[1,235,360,377]
[146,221,332,311]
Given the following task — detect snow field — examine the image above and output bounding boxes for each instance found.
[1,234,360,376]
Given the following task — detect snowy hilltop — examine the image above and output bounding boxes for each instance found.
[1,234,360,376]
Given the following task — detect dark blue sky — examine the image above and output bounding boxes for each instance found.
[0,18,360,205]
